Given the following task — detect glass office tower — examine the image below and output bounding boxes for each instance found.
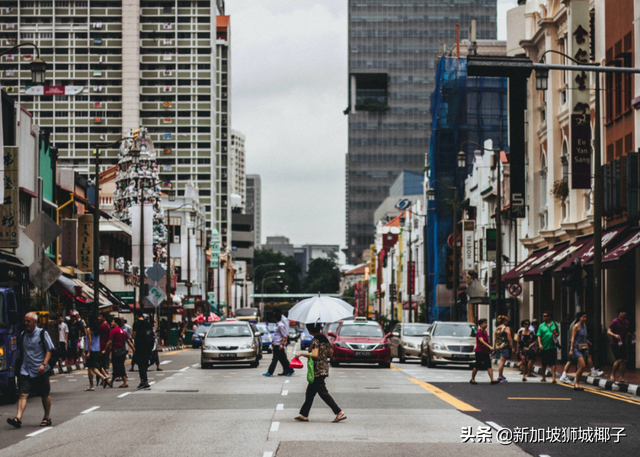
[346,0,497,264]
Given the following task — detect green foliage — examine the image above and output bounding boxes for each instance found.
[303,258,341,294]
[355,98,390,113]
[341,284,355,307]
[253,248,302,295]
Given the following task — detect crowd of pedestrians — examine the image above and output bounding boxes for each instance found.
[469,310,634,387]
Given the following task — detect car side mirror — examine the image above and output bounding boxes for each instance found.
[328,332,336,337]
[422,332,429,336]
[8,310,18,326]
[198,333,205,338]
[392,332,400,337]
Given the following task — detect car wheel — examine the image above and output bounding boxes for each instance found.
[398,347,406,363]
[425,351,438,368]
[379,362,391,368]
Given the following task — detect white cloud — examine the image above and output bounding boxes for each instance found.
[228,1,348,248]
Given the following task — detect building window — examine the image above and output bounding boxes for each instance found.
[19,194,31,227]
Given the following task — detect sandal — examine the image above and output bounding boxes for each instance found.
[469,380,478,385]
[84,387,95,391]
[7,417,22,429]
[40,418,52,427]
[332,412,347,423]
[294,416,309,422]
[573,386,584,391]
[119,384,129,388]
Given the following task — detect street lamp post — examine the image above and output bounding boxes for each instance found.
[164,187,177,340]
[0,43,47,85]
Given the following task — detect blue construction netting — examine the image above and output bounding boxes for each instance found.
[427,56,509,322]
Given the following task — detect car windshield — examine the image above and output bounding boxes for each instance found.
[255,324,268,332]
[326,323,339,334]
[235,308,258,317]
[432,324,476,337]
[195,326,209,334]
[403,324,430,337]
[207,324,252,338]
[339,324,384,338]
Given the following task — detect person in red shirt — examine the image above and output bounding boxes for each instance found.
[470,319,499,385]
[103,318,135,388]
[97,313,112,386]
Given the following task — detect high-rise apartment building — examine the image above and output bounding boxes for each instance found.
[0,0,232,247]
[346,0,497,264]
[245,174,261,249]
[229,129,245,209]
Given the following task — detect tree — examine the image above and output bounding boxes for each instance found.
[303,258,341,294]
[341,284,355,307]
[253,248,302,294]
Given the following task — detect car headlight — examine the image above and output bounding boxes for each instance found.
[403,342,415,349]
[335,342,349,349]
[378,343,389,349]
[204,343,217,350]
[239,343,254,349]
[431,343,445,350]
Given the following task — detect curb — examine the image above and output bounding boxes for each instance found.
[493,359,640,396]
[50,346,184,376]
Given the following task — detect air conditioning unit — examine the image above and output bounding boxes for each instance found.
[174,235,180,243]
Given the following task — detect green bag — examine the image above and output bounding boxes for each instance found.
[307,357,315,383]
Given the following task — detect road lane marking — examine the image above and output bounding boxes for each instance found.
[508,397,571,401]
[118,392,131,398]
[407,377,479,412]
[160,361,172,365]
[556,382,640,405]
[149,382,156,385]
[180,367,190,372]
[270,422,280,432]
[68,379,77,381]
[27,427,52,437]
[192,363,199,367]
[390,364,402,371]
[282,390,288,396]
[263,453,273,457]
[276,403,284,410]
[285,380,290,383]
[81,406,100,414]
[486,421,504,431]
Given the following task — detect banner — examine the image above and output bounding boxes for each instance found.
[77,215,93,271]
[131,203,154,267]
[60,219,78,267]
[463,221,475,271]
[571,114,592,189]
[181,229,197,282]
[0,145,19,248]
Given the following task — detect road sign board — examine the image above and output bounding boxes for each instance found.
[147,285,166,307]
[24,212,63,249]
[29,252,62,291]
[447,233,462,248]
[146,262,166,283]
[508,283,523,297]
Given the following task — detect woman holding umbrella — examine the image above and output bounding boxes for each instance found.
[294,323,346,423]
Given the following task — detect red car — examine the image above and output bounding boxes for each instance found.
[328,317,391,368]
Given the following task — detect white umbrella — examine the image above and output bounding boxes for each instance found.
[287,295,354,324]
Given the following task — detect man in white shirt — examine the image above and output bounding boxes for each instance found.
[57,315,68,369]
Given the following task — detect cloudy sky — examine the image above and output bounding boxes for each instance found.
[228,0,519,253]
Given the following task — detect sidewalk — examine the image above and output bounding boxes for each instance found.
[50,345,186,376]
[493,357,640,396]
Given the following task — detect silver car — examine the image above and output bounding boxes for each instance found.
[201,322,261,369]
[420,321,477,368]
[388,323,431,363]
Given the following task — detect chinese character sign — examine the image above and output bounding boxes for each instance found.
[0,146,19,248]
[571,114,592,189]
[570,0,590,113]
[77,215,93,272]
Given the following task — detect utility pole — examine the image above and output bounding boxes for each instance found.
[495,152,502,318]
[93,149,100,319]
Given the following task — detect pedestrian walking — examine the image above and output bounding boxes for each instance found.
[151,324,163,371]
[6,313,55,429]
[517,319,536,381]
[67,313,81,364]
[263,309,294,377]
[78,314,87,363]
[84,315,108,391]
[559,317,603,384]
[104,318,135,388]
[294,323,346,422]
[569,311,590,391]
[608,308,634,384]
[494,315,513,382]
[470,319,498,385]
[124,318,137,373]
[537,311,560,383]
[132,311,154,390]
[56,315,68,370]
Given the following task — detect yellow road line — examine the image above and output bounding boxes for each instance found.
[556,382,640,405]
[508,397,571,400]
[407,377,480,411]
[390,364,402,371]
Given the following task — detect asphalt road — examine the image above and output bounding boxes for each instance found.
[0,347,634,456]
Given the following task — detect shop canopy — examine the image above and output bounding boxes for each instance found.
[522,242,571,282]
[554,225,627,275]
[602,229,640,268]
[502,247,550,284]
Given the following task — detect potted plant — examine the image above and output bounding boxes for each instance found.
[550,180,569,202]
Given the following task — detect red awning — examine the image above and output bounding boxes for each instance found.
[602,229,640,268]
[554,225,627,275]
[522,242,571,282]
[502,247,549,284]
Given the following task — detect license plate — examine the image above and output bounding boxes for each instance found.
[451,354,469,360]
[220,353,237,358]
[354,351,371,357]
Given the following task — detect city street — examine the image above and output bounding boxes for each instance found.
[1,346,637,457]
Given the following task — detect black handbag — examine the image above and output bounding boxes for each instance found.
[114,347,127,357]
